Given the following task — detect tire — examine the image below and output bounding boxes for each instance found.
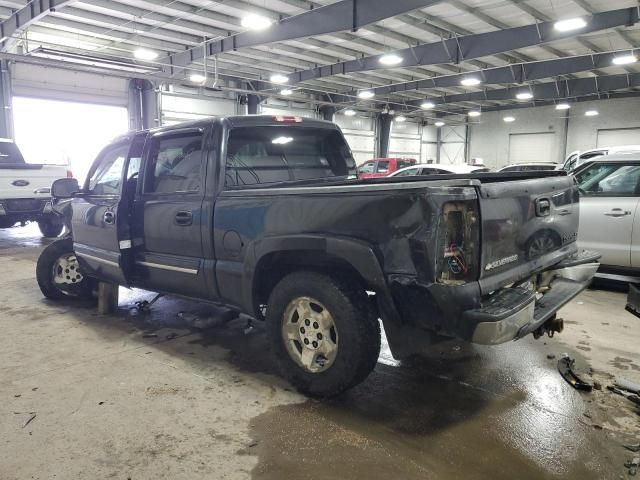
[38,218,64,238]
[266,271,380,397]
[36,238,95,300]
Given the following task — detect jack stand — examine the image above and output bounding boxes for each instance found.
[135,293,164,312]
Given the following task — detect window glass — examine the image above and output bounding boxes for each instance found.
[146,133,203,193]
[86,143,130,195]
[580,151,606,160]
[576,163,640,196]
[394,167,419,177]
[376,161,390,173]
[397,159,414,169]
[358,162,375,174]
[0,142,25,164]
[225,126,354,187]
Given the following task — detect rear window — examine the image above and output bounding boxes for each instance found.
[225,126,355,187]
[397,159,415,169]
[0,142,25,164]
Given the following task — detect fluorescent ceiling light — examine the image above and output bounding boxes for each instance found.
[555,103,571,110]
[280,88,293,95]
[612,54,638,66]
[190,73,206,83]
[516,92,533,100]
[133,48,158,61]
[343,109,356,116]
[270,74,289,84]
[272,136,293,145]
[395,115,407,122]
[379,53,403,66]
[358,90,375,99]
[241,14,273,31]
[420,101,435,109]
[585,110,599,116]
[468,110,481,117]
[28,47,160,74]
[503,116,515,123]
[554,18,587,32]
[434,121,445,127]
[460,77,482,87]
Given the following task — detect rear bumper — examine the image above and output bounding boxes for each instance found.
[467,250,600,345]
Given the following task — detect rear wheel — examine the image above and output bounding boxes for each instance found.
[36,238,95,300]
[38,218,64,238]
[266,271,380,397]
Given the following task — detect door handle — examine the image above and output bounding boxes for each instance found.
[174,211,193,226]
[604,208,631,217]
[103,211,115,224]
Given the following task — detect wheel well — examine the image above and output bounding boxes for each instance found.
[252,250,370,318]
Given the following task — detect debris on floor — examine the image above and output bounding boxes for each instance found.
[558,356,593,391]
[625,457,639,476]
[607,385,640,406]
[625,444,640,453]
[22,413,36,429]
[177,309,239,329]
[616,378,640,395]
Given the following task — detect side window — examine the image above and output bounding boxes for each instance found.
[358,162,375,173]
[145,133,203,194]
[86,143,131,196]
[576,163,640,196]
[395,167,418,177]
[376,160,390,173]
[397,159,414,169]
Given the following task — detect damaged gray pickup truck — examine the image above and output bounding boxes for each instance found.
[38,115,600,397]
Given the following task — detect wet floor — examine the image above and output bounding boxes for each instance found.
[1,224,638,479]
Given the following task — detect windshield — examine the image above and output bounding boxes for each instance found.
[0,142,25,164]
[225,126,356,187]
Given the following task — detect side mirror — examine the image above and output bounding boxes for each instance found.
[51,178,80,199]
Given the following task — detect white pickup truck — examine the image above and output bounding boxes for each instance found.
[0,139,69,237]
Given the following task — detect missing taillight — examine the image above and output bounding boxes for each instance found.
[437,201,479,284]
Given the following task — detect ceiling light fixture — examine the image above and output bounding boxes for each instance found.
[343,109,357,116]
[468,110,481,117]
[612,54,638,66]
[460,77,482,87]
[555,103,571,110]
[241,14,273,31]
[420,100,435,109]
[395,115,407,122]
[379,53,403,66]
[189,73,206,84]
[270,74,289,84]
[133,48,158,61]
[516,92,533,100]
[553,17,587,32]
[585,110,599,116]
[503,116,516,122]
[280,88,293,95]
[358,90,375,99]
[434,121,445,127]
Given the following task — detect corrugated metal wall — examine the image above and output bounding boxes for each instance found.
[389,121,421,160]
[334,114,375,164]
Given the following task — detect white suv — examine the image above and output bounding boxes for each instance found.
[563,145,640,172]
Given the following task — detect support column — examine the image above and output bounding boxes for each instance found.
[0,60,14,139]
[247,94,260,115]
[436,126,442,164]
[376,113,392,158]
[319,105,336,122]
[128,79,158,131]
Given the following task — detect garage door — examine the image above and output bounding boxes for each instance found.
[334,115,375,164]
[508,132,556,163]
[597,128,640,147]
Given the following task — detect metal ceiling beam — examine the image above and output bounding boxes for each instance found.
[422,72,640,107]
[365,51,633,97]
[0,0,75,52]
[285,7,640,84]
[163,0,442,74]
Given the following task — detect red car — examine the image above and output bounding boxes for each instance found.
[357,158,417,179]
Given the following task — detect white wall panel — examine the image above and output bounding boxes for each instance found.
[12,63,128,106]
[335,114,375,164]
[389,121,421,159]
[161,92,236,125]
[597,128,640,147]
[440,125,467,164]
[260,103,318,119]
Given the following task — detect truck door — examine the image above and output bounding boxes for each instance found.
[71,135,143,285]
[130,127,213,299]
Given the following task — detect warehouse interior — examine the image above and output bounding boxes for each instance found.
[1,0,640,479]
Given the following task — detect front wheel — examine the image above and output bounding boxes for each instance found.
[266,271,380,397]
[38,218,64,238]
[36,238,96,300]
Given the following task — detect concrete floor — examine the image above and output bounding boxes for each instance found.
[1,224,639,480]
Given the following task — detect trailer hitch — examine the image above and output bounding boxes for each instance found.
[533,314,564,339]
